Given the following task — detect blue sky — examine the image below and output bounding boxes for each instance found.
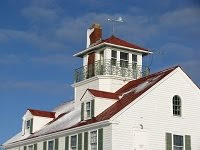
[0,0,200,146]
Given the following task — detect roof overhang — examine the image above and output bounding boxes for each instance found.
[74,42,152,58]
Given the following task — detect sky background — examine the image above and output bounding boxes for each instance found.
[0,0,200,146]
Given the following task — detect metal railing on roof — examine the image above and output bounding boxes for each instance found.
[74,59,150,83]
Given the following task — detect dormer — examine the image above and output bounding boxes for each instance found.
[22,109,55,135]
[80,89,119,121]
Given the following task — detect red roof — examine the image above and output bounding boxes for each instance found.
[88,89,119,100]
[28,109,55,118]
[15,66,178,142]
[72,66,178,127]
[101,35,148,51]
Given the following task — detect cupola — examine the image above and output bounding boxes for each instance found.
[72,23,152,104]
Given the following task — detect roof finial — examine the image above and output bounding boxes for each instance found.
[107,17,124,35]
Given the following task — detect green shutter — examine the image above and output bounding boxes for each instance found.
[24,146,27,150]
[34,143,37,150]
[65,136,69,150]
[43,141,47,150]
[185,135,191,150]
[98,128,103,150]
[166,133,172,150]
[84,132,88,150]
[30,118,33,134]
[78,133,82,150]
[91,100,95,118]
[81,103,84,121]
[55,138,59,150]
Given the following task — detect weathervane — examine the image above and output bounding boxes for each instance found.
[107,17,124,35]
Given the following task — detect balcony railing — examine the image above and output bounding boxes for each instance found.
[74,59,150,83]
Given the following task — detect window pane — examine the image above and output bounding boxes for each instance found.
[173,135,183,146]
[132,54,137,62]
[120,52,128,60]
[173,95,181,116]
[28,145,33,150]
[111,50,117,58]
[48,141,54,150]
[90,131,97,150]
[71,135,77,148]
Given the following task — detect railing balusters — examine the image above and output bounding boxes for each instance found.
[74,59,150,83]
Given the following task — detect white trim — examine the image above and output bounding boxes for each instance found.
[3,120,111,149]
[73,42,152,57]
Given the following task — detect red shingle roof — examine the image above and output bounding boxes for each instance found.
[88,89,119,100]
[72,66,178,127]
[28,109,55,118]
[102,35,148,51]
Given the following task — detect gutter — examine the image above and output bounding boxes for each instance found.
[3,120,115,149]
[73,42,152,57]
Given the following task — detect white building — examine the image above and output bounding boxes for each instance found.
[2,24,200,150]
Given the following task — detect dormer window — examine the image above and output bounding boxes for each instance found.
[86,102,91,118]
[120,52,128,68]
[81,100,95,121]
[26,120,31,129]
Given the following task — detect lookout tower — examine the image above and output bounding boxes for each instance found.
[73,23,152,103]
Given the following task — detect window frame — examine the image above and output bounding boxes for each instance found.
[172,95,182,117]
[26,120,31,129]
[111,50,117,66]
[47,140,54,150]
[70,135,78,150]
[173,134,184,150]
[120,52,129,68]
[132,54,137,69]
[90,130,98,150]
[27,145,34,150]
[86,101,91,118]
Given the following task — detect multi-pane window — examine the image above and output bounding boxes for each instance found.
[26,120,31,129]
[132,54,137,69]
[71,135,77,150]
[48,140,54,150]
[86,102,91,118]
[28,145,33,150]
[111,50,117,66]
[90,131,97,150]
[120,52,128,68]
[173,95,182,116]
[173,135,183,150]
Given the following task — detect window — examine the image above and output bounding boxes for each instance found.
[120,52,128,68]
[173,95,181,116]
[90,131,97,150]
[71,135,77,150]
[132,54,137,69]
[173,135,183,150]
[48,140,54,150]
[26,120,31,129]
[86,102,91,118]
[28,145,33,150]
[111,50,117,66]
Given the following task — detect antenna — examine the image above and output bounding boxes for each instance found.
[107,17,124,35]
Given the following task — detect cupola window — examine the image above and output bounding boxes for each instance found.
[120,52,128,68]
[132,54,137,69]
[173,95,182,116]
[111,50,117,66]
